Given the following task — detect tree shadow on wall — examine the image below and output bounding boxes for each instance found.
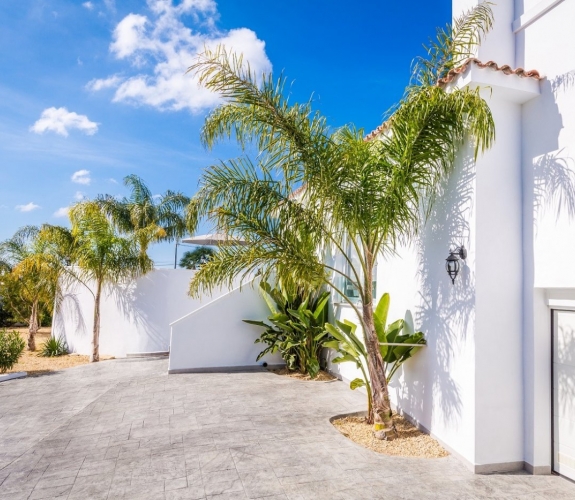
[53,293,87,353]
[392,149,476,428]
[534,150,575,222]
[555,319,575,429]
[533,70,575,223]
[107,278,167,352]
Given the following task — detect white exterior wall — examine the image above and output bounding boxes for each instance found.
[54,270,240,358]
[168,282,283,372]
[517,0,575,472]
[54,269,284,370]
[328,0,575,472]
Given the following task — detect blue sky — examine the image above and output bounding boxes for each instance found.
[0,0,450,267]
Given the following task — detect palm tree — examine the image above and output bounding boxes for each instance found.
[186,3,495,438]
[0,226,63,350]
[179,246,215,269]
[97,175,190,255]
[68,201,153,362]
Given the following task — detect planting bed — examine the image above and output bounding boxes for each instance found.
[332,412,449,458]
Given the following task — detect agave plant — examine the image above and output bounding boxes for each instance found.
[244,281,330,378]
[39,336,69,357]
[326,293,426,421]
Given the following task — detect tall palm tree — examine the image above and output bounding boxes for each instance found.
[97,175,190,255]
[0,226,64,350]
[68,201,153,362]
[186,3,495,438]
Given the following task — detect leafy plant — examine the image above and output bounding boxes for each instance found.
[326,293,426,421]
[325,320,373,416]
[40,336,69,357]
[0,329,25,373]
[244,281,330,378]
[179,246,215,270]
[375,294,426,383]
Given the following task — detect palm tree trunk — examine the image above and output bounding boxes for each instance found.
[28,300,39,351]
[90,280,102,362]
[362,251,397,440]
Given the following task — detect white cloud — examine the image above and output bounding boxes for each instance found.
[86,75,123,92]
[74,191,85,200]
[16,202,40,212]
[53,207,70,218]
[104,0,116,12]
[89,0,271,113]
[71,169,91,185]
[108,178,119,184]
[82,1,94,10]
[30,107,99,137]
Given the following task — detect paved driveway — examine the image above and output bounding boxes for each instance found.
[0,358,574,500]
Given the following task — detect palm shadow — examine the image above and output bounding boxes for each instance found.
[53,293,87,353]
[392,148,476,427]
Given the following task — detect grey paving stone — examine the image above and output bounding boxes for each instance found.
[166,476,189,491]
[239,468,285,498]
[29,483,73,499]
[2,358,575,500]
[199,450,236,473]
[165,483,206,499]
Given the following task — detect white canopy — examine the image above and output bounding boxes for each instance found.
[181,233,247,246]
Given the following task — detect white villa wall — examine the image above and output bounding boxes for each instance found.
[517,0,575,472]
[168,281,283,373]
[328,0,575,473]
[54,269,232,357]
[54,269,284,370]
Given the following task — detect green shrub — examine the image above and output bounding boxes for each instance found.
[39,336,69,357]
[0,329,25,373]
[244,281,330,378]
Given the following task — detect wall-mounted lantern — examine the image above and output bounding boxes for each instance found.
[445,245,467,285]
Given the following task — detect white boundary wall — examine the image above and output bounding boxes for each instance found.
[168,280,283,372]
[54,269,233,358]
[53,269,283,370]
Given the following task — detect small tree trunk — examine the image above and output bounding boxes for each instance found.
[90,280,102,363]
[362,250,397,440]
[28,300,39,351]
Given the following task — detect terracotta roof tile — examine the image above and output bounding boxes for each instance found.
[290,58,543,198]
[289,185,306,199]
[436,57,542,86]
[364,58,542,142]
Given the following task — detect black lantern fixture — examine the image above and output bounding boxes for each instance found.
[445,245,467,285]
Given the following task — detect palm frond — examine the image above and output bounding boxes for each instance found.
[410,2,493,87]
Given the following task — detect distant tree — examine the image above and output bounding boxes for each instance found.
[97,175,190,255]
[179,246,215,270]
[0,299,13,327]
[0,226,64,350]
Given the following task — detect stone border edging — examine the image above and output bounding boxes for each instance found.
[0,371,27,383]
[268,369,339,384]
[328,410,368,423]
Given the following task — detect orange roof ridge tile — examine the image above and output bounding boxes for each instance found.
[364,58,542,142]
[436,57,542,86]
